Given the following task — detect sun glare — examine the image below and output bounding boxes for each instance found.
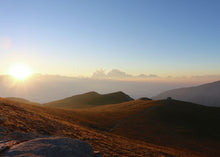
[9,64,32,80]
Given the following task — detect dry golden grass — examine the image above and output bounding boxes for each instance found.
[0,98,219,156]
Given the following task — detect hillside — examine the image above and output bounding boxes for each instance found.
[44,91,133,108]
[0,97,195,157]
[5,97,41,106]
[29,98,220,156]
[41,99,220,156]
[152,80,220,106]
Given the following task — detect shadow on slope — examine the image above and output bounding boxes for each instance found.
[51,99,220,156]
[0,97,189,157]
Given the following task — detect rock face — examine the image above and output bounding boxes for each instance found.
[2,136,94,157]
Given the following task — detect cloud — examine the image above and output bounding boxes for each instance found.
[107,69,132,78]
[0,36,12,49]
[166,74,220,81]
[191,74,220,79]
[91,69,107,79]
[137,74,158,78]
[91,69,158,80]
[189,74,220,82]
[0,74,189,103]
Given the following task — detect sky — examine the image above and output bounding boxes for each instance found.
[0,0,220,79]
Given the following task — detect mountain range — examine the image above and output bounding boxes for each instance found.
[44,91,133,108]
[153,80,220,106]
[2,97,213,157]
[1,80,220,156]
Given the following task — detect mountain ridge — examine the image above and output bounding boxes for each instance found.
[44,91,134,109]
[152,80,220,106]
[0,97,200,157]
[5,97,41,106]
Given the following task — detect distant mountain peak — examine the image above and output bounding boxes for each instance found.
[138,97,152,101]
[84,91,100,95]
[114,91,125,94]
[45,91,133,109]
[112,91,128,95]
[152,80,220,107]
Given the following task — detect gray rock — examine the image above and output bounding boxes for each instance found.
[0,141,17,153]
[2,136,94,157]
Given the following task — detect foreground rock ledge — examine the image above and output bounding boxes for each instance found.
[2,136,94,157]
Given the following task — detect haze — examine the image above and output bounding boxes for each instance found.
[0,1,220,157]
[0,0,220,101]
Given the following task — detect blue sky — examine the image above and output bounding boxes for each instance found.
[0,0,219,77]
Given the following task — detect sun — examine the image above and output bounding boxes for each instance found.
[9,64,32,80]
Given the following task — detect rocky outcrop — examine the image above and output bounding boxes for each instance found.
[2,136,94,157]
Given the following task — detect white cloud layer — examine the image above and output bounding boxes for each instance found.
[92,69,158,79]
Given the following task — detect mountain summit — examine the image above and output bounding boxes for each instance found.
[152,80,220,106]
[44,91,133,109]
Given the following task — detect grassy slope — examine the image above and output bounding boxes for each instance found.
[0,97,198,157]
[44,91,133,109]
[39,99,220,157]
[6,97,41,106]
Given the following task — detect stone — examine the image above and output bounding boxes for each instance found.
[0,141,17,153]
[2,136,94,157]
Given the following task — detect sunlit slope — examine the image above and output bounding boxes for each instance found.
[44,91,133,108]
[153,80,220,107]
[55,99,220,138]
[0,97,193,157]
[51,99,220,156]
[6,97,41,106]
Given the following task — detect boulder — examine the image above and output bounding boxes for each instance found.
[2,136,94,157]
[0,141,17,153]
